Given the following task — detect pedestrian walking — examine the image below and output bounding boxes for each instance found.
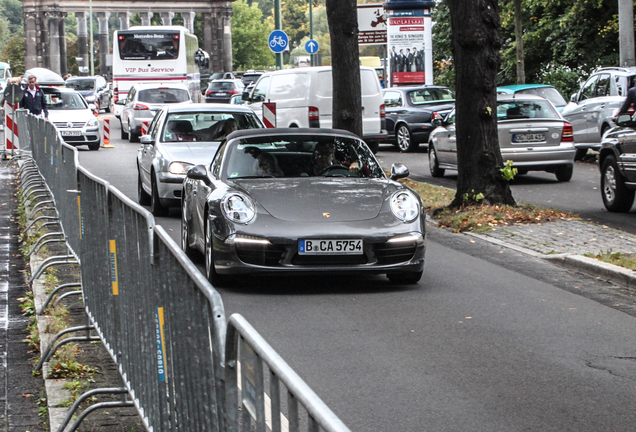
[20,75,48,119]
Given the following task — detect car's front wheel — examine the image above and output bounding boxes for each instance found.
[396,124,417,152]
[205,217,229,286]
[387,270,423,285]
[120,119,129,140]
[601,155,635,212]
[428,146,445,178]
[88,141,100,151]
[181,202,200,260]
[137,170,151,205]
[150,174,168,216]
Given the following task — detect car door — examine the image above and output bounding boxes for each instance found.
[433,110,457,166]
[140,109,165,190]
[383,90,403,135]
[563,75,598,144]
[585,73,611,142]
[246,75,271,122]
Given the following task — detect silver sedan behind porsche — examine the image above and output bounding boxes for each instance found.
[181,128,426,286]
[137,103,264,216]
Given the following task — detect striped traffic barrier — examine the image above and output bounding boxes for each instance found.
[4,101,19,154]
[141,120,149,136]
[102,118,113,148]
[263,102,276,128]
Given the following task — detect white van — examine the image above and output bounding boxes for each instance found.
[243,66,387,152]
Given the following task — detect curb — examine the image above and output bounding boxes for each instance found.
[466,231,636,290]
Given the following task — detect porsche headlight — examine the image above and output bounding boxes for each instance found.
[169,162,194,175]
[87,118,99,127]
[222,193,256,224]
[390,191,419,223]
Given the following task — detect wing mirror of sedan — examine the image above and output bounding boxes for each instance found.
[431,117,442,127]
[390,163,409,181]
[140,135,153,145]
[186,164,212,185]
[615,114,636,128]
[570,93,578,103]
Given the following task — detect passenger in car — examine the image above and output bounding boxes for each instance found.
[310,142,361,176]
[253,152,284,177]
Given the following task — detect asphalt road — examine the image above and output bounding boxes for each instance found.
[375,142,636,235]
[76,115,636,431]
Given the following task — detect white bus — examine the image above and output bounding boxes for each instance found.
[112,25,208,118]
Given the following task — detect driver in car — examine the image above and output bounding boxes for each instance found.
[310,142,360,176]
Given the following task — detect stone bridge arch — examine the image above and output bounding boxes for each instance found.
[20,0,234,77]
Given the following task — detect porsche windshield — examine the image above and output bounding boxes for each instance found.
[224,136,385,179]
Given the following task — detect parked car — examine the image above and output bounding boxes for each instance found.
[204,79,244,103]
[497,84,567,112]
[382,86,455,152]
[43,87,101,151]
[598,113,636,212]
[64,75,111,113]
[561,66,636,160]
[241,71,262,87]
[121,83,192,142]
[244,66,387,153]
[428,94,575,181]
[137,103,264,216]
[180,128,426,286]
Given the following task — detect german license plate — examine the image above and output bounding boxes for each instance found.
[216,93,226,96]
[298,239,363,255]
[513,133,545,143]
[60,130,82,136]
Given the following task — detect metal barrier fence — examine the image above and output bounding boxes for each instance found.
[17,111,351,432]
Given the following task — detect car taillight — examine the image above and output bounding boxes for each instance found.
[562,123,574,142]
[308,106,319,121]
[432,112,443,121]
[228,90,239,95]
[132,103,149,111]
[380,103,386,118]
[629,104,635,115]
[205,90,213,95]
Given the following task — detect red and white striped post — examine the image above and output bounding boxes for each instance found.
[263,102,276,128]
[141,120,149,136]
[102,118,113,148]
[4,101,19,154]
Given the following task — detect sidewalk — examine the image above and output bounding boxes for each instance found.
[463,219,636,290]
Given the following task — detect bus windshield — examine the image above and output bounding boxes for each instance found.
[117,31,180,60]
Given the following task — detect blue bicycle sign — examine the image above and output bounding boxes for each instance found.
[268,30,289,53]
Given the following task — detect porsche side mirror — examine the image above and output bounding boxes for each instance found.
[187,164,211,185]
[615,114,636,128]
[390,163,409,181]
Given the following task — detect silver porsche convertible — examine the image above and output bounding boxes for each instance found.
[180,128,426,286]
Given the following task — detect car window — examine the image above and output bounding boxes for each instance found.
[408,88,455,105]
[445,111,456,125]
[579,75,599,100]
[45,92,88,110]
[497,100,560,120]
[161,111,262,143]
[138,88,190,103]
[211,142,227,178]
[270,74,309,100]
[148,110,165,139]
[594,74,611,97]
[65,79,96,91]
[615,75,631,97]
[223,135,385,179]
[210,81,238,90]
[126,87,136,104]
[517,87,567,107]
[251,76,270,102]
[383,91,402,107]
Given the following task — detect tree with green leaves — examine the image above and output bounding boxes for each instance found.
[232,0,275,70]
[1,35,24,75]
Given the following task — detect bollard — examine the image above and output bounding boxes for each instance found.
[141,120,149,136]
[102,118,113,148]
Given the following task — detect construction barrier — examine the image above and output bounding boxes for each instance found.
[4,101,19,152]
[141,120,149,136]
[15,110,351,432]
[102,118,113,148]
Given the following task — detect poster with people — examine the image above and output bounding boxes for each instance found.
[387,13,426,85]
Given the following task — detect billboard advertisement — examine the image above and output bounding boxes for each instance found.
[387,9,429,85]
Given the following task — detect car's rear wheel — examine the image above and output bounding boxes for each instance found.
[574,148,588,161]
[428,146,445,178]
[387,270,423,285]
[397,124,417,152]
[137,170,151,205]
[555,165,573,182]
[120,119,129,140]
[129,130,139,143]
[205,217,230,286]
[150,174,168,216]
[601,155,635,212]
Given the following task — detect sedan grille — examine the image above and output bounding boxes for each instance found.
[53,122,85,128]
[374,242,417,265]
[291,254,368,265]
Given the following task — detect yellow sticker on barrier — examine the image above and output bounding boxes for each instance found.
[77,196,83,240]
[156,307,167,382]
[109,239,119,295]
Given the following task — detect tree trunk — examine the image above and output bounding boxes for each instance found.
[513,0,525,84]
[325,0,362,137]
[447,0,515,207]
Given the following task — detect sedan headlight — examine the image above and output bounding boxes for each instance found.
[168,161,194,175]
[222,193,256,224]
[390,191,419,223]
[87,118,99,127]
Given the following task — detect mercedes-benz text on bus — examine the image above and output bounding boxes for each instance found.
[112,25,208,119]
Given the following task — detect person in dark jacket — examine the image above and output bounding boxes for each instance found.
[20,75,48,119]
